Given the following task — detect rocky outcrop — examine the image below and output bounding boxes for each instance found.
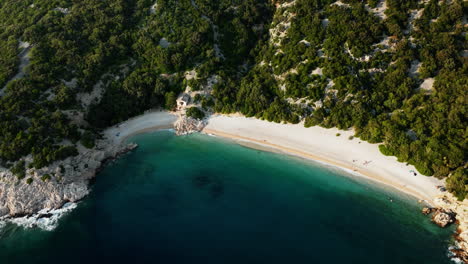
[434,194,468,263]
[431,209,456,227]
[0,139,137,219]
[174,116,206,135]
[422,207,434,215]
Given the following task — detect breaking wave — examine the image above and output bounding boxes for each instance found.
[0,202,77,232]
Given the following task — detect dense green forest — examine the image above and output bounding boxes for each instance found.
[0,0,466,199]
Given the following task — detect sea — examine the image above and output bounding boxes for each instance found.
[0,130,456,263]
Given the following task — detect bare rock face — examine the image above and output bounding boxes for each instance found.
[0,178,88,216]
[0,140,137,218]
[432,209,456,227]
[434,194,468,263]
[174,116,206,135]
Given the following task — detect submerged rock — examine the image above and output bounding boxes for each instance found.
[422,207,434,215]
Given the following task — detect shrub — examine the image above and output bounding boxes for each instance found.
[80,131,96,149]
[414,162,434,176]
[31,146,78,169]
[188,79,201,91]
[378,145,393,156]
[11,160,26,179]
[186,107,205,120]
[336,133,341,136]
[164,91,177,110]
[193,94,202,103]
[446,169,468,201]
[41,174,51,182]
[26,178,33,184]
[304,116,320,127]
[201,97,215,109]
[54,146,78,160]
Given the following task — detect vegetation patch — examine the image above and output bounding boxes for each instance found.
[186,107,205,120]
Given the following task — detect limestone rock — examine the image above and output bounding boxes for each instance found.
[432,209,456,227]
[174,116,206,135]
[0,138,137,219]
[433,193,468,262]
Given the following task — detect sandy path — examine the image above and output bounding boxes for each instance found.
[203,115,444,205]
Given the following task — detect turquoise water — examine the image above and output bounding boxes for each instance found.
[0,131,455,263]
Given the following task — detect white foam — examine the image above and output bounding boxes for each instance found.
[0,202,77,231]
[448,246,465,263]
[450,257,464,264]
[0,219,6,231]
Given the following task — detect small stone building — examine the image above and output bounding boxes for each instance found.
[176,93,191,109]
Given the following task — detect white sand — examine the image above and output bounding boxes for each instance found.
[331,1,350,8]
[420,78,435,91]
[311,67,323,76]
[104,111,178,144]
[299,39,311,47]
[279,0,296,9]
[366,0,387,20]
[203,115,444,204]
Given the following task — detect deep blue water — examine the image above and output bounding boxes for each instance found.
[0,131,455,263]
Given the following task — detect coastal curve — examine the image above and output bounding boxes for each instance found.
[202,115,444,205]
[202,114,468,262]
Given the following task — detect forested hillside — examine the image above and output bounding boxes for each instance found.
[0,0,466,199]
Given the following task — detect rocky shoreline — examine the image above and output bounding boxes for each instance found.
[420,194,468,263]
[0,136,138,223]
[433,194,468,263]
[0,113,204,229]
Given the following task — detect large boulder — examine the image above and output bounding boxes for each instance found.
[432,209,456,227]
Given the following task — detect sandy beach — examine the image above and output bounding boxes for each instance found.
[203,115,444,204]
[103,111,443,204]
[103,111,178,144]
